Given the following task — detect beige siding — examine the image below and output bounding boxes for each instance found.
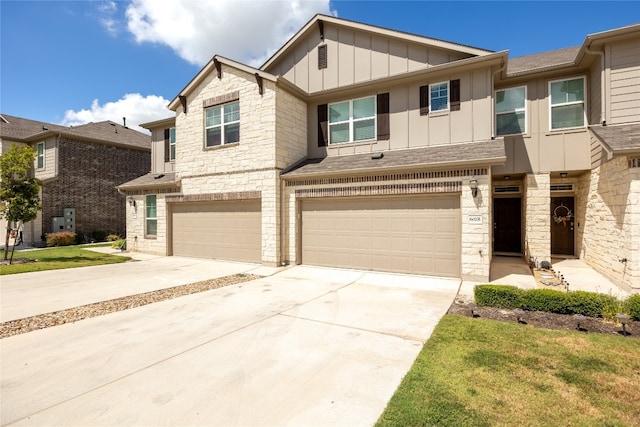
[150,128,175,174]
[307,68,494,159]
[493,75,591,176]
[267,22,472,94]
[608,39,640,124]
[33,137,57,181]
[589,55,602,125]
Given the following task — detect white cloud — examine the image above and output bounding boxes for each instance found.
[125,0,335,66]
[60,94,174,134]
[97,1,120,36]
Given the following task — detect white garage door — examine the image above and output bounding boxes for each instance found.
[172,200,261,262]
[301,196,460,277]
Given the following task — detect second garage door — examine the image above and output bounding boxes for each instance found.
[301,196,460,277]
[172,200,261,262]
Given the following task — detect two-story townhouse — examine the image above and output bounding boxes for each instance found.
[0,114,150,245]
[119,15,640,292]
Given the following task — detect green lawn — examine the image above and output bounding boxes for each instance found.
[377,315,640,427]
[0,245,130,275]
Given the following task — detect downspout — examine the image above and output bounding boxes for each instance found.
[584,44,606,126]
[491,62,507,140]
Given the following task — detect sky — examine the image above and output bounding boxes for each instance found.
[1,0,639,134]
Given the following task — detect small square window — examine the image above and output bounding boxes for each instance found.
[430,82,449,112]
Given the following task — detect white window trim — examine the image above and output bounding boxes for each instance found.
[548,76,586,131]
[36,142,45,169]
[328,95,377,145]
[204,100,240,148]
[430,81,450,112]
[495,85,527,136]
[169,127,176,162]
[145,195,157,238]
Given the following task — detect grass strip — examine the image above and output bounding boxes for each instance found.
[0,246,129,275]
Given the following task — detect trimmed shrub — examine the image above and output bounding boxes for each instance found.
[111,238,126,250]
[46,232,76,247]
[74,232,85,245]
[566,291,608,318]
[91,229,107,242]
[521,289,571,314]
[474,285,523,309]
[106,234,120,242]
[626,294,640,321]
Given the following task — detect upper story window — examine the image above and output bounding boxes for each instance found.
[205,100,240,147]
[329,96,376,144]
[36,142,45,169]
[549,77,585,130]
[430,82,449,112]
[496,86,527,136]
[169,127,176,161]
[145,195,157,238]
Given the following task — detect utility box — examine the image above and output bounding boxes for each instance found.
[63,208,76,233]
[52,217,66,232]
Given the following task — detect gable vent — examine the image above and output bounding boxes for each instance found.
[551,184,573,191]
[493,185,521,194]
[318,45,327,69]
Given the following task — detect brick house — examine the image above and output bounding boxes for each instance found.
[1,114,150,245]
[119,16,640,292]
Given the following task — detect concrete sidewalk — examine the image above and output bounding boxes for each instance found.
[0,254,280,322]
[1,266,460,426]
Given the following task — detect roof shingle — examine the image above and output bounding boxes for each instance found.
[589,123,640,154]
[507,46,580,76]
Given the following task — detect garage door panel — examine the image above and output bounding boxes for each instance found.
[172,201,261,262]
[301,196,460,277]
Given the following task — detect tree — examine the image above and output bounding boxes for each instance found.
[0,144,42,262]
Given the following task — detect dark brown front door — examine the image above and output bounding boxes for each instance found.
[551,196,575,256]
[493,198,522,253]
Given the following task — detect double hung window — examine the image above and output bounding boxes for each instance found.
[496,86,527,135]
[169,127,176,161]
[549,77,585,130]
[145,195,157,237]
[329,96,376,144]
[205,100,240,147]
[36,142,45,169]
[430,82,449,112]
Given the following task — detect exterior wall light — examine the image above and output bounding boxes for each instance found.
[560,172,568,178]
[469,179,479,198]
[128,197,136,208]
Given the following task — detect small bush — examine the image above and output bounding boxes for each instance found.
[46,232,76,247]
[521,289,571,314]
[111,238,126,250]
[600,295,625,322]
[106,234,120,242]
[566,291,608,318]
[626,295,640,321]
[475,285,523,309]
[540,260,552,270]
[91,229,107,242]
[74,232,85,245]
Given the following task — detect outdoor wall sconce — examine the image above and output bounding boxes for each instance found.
[560,172,568,178]
[128,197,136,208]
[469,179,479,197]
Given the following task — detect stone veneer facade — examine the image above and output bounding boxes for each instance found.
[576,156,640,291]
[523,173,551,265]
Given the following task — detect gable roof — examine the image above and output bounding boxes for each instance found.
[0,114,150,151]
[261,14,493,72]
[117,172,180,191]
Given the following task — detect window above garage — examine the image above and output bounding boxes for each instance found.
[329,96,376,144]
[205,100,240,148]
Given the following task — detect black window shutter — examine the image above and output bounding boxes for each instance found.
[318,45,327,69]
[317,104,328,147]
[164,128,170,162]
[419,85,429,115]
[377,93,390,140]
[450,79,461,111]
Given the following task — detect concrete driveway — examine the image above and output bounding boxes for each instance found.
[1,263,460,426]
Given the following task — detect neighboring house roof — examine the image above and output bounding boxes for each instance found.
[261,14,493,71]
[0,114,150,151]
[117,172,180,191]
[589,123,640,155]
[507,46,581,76]
[282,140,506,178]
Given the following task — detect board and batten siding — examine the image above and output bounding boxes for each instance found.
[150,127,175,174]
[268,24,472,94]
[608,39,640,124]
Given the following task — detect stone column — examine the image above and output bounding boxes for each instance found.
[461,174,491,281]
[524,173,550,265]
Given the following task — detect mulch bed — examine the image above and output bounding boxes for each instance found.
[448,300,638,339]
[0,273,261,339]
[0,257,36,266]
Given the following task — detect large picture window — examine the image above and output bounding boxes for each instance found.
[549,77,585,130]
[329,96,376,144]
[496,86,526,135]
[145,195,157,238]
[36,142,45,169]
[205,100,240,147]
